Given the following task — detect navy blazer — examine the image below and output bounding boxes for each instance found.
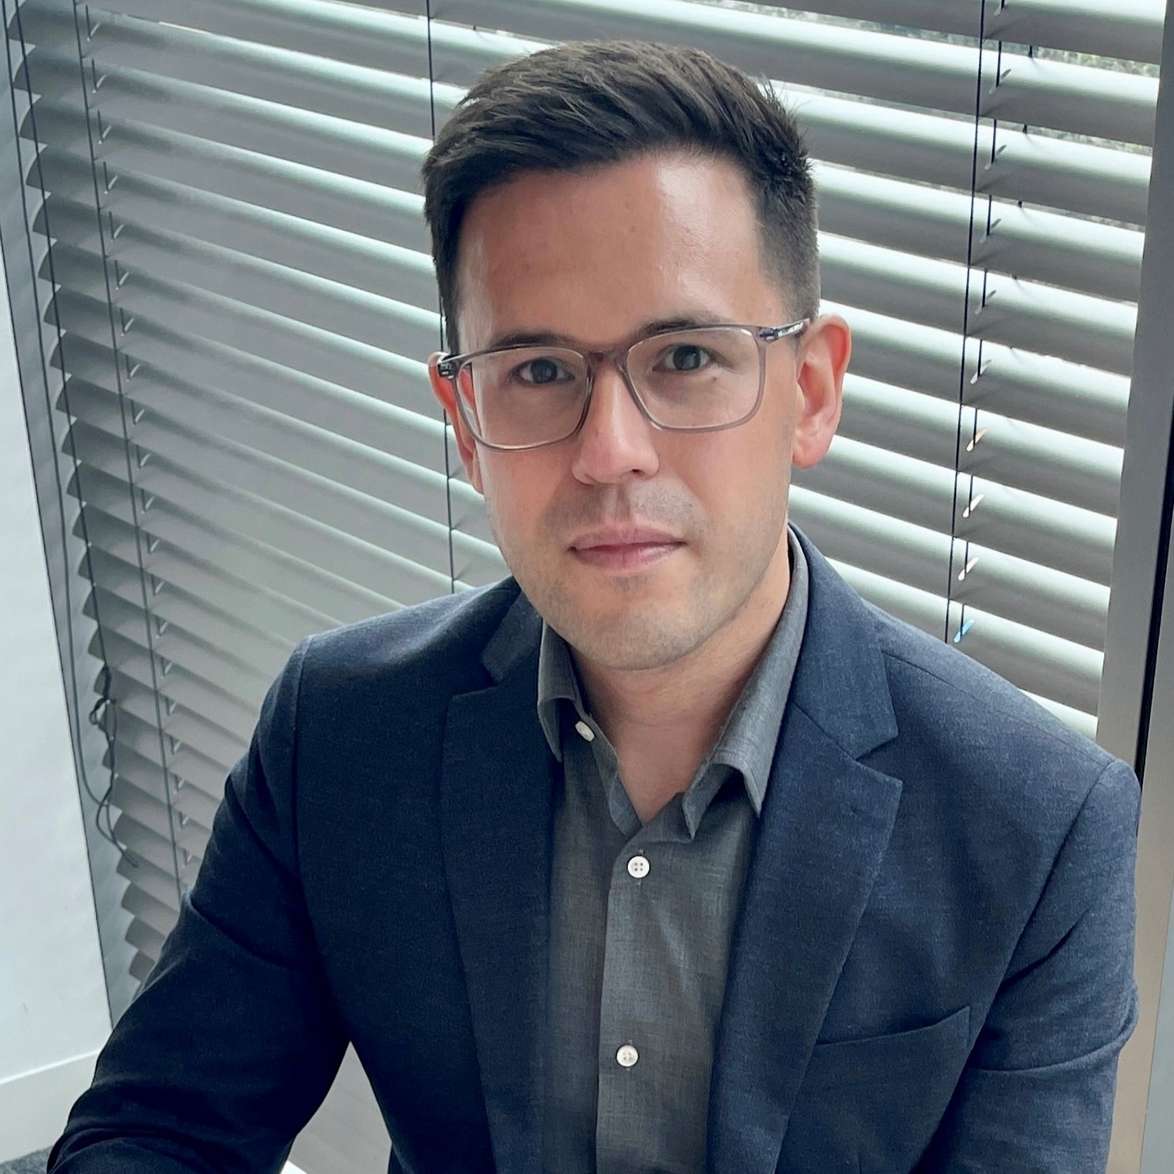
[49,525,1141,1173]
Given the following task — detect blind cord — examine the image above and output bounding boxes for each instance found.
[945,1,999,647]
[5,0,139,870]
[424,0,459,596]
[70,0,184,897]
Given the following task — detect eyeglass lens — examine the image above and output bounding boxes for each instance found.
[454,326,762,447]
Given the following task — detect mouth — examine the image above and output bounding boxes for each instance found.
[571,541,683,573]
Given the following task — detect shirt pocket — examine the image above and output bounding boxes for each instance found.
[776,1004,972,1173]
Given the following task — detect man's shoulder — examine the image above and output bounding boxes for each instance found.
[297,577,520,696]
[858,598,1130,821]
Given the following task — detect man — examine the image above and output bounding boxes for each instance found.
[49,40,1140,1174]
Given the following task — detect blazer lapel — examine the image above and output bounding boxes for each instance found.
[440,592,554,1174]
[707,527,904,1173]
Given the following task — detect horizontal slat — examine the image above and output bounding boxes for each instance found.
[109,701,232,795]
[951,603,1103,715]
[45,190,1140,378]
[836,303,1130,448]
[787,88,1153,227]
[22,10,1150,305]
[128,950,157,982]
[87,0,1160,98]
[829,558,1103,715]
[114,810,190,890]
[19,2,1156,226]
[955,474,1117,585]
[796,439,1117,585]
[111,672,245,777]
[1013,693,1096,741]
[41,240,439,387]
[18,8,433,136]
[117,837,183,911]
[790,488,1110,651]
[122,876,182,940]
[33,142,1145,315]
[83,519,337,647]
[103,694,177,772]
[814,163,1144,305]
[110,776,206,854]
[23,70,428,188]
[751,0,1166,64]
[62,383,458,584]
[821,233,1139,375]
[74,468,397,627]
[452,539,509,590]
[86,577,286,695]
[14,0,431,82]
[111,782,210,869]
[99,626,261,741]
[40,200,438,339]
[39,213,1136,474]
[113,743,221,832]
[398,0,1159,146]
[65,419,463,606]
[54,330,439,488]
[36,177,431,302]
[58,364,448,532]
[125,910,168,958]
[32,136,428,252]
[838,376,1122,519]
[825,555,1100,724]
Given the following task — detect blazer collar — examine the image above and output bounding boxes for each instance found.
[442,523,902,1174]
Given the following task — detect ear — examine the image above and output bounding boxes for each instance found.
[790,314,851,470]
[428,351,484,494]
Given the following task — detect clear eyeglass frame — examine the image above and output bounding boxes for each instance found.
[436,318,811,451]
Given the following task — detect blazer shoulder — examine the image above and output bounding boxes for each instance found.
[859,598,1133,820]
[297,577,519,694]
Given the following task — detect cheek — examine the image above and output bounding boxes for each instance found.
[699,432,790,533]
[480,458,554,549]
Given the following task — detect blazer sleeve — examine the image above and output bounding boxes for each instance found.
[47,635,349,1174]
[915,755,1142,1173]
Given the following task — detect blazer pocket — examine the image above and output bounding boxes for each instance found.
[777,1005,972,1173]
[801,1003,972,1090]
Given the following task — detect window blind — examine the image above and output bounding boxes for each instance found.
[5,0,1164,1110]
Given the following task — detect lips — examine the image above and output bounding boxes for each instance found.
[571,541,682,572]
[570,527,682,550]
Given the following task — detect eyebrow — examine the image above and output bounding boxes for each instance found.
[484,315,736,352]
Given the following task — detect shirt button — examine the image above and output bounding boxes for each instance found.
[616,1044,639,1068]
[627,854,650,879]
[574,720,595,742]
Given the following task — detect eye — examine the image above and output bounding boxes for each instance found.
[656,344,713,373]
[513,356,576,386]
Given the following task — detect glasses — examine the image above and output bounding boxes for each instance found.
[436,319,810,451]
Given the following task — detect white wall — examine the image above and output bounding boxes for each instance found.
[0,262,111,1160]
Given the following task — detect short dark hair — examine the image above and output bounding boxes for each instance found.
[421,40,820,353]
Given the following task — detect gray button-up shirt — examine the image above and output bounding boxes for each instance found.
[537,524,810,1174]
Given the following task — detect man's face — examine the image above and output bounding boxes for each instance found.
[429,150,847,674]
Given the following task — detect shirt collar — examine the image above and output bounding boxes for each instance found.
[536,523,810,820]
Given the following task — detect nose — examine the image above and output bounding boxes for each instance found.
[569,359,661,484]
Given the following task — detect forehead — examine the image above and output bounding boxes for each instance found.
[454,151,781,351]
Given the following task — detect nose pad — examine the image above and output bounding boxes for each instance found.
[569,359,661,482]
[581,361,646,435]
